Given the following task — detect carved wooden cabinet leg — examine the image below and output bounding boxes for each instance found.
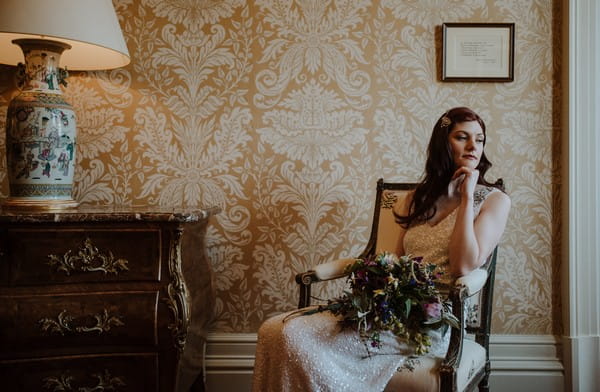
[177,220,216,391]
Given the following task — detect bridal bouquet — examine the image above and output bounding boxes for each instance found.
[307,252,458,355]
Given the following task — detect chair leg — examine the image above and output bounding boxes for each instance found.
[478,378,489,392]
[478,362,490,392]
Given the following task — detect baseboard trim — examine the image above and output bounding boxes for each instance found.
[490,334,564,371]
[205,333,256,372]
[205,333,564,392]
[488,335,564,392]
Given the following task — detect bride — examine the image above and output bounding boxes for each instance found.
[251,107,511,392]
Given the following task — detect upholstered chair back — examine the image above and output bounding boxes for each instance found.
[359,181,414,259]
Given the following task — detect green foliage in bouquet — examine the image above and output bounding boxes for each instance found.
[307,252,459,355]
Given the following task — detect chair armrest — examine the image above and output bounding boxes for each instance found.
[439,284,466,382]
[439,268,489,384]
[455,268,488,297]
[314,257,355,281]
[295,257,355,309]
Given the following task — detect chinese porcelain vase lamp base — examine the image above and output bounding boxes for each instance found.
[0,0,130,210]
[3,39,78,210]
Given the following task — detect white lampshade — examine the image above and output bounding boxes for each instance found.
[0,0,130,70]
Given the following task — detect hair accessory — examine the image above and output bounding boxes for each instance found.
[440,113,451,128]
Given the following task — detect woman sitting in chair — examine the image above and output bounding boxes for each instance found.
[252,107,511,392]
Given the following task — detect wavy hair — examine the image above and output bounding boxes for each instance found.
[396,107,503,227]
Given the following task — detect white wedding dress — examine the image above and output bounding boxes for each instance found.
[251,185,498,392]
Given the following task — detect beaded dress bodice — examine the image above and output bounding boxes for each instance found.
[402,185,497,285]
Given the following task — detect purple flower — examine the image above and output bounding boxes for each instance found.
[353,269,369,285]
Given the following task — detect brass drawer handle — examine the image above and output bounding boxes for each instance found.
[43,369,125,391]
[47,237,129,276]
[38,309,124,335]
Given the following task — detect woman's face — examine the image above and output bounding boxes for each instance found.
[447,120,485,169]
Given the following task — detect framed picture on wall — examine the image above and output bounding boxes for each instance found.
[442,23,515,82]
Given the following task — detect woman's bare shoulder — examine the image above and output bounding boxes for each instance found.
[480,188,511,215]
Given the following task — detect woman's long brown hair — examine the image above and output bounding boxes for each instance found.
[396,107,504,228]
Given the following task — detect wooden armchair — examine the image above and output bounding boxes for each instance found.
[295,179,497,392]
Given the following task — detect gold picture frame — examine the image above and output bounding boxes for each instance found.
[442,23,515,82]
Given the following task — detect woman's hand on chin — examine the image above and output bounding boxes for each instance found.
[451,167,479,200]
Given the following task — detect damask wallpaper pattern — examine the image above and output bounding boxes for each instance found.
[0,0,560,335]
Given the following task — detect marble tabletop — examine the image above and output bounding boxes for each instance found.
[0,204,221,223]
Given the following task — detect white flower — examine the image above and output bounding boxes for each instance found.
[379,252,399,265]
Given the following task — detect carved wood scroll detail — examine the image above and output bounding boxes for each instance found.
[43,369,125,391]
[163,227,190,355]
[47,238,129,276]
[381,190,398,209]
[38,309,124,336]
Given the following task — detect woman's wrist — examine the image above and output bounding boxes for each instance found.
[461,193,475,203]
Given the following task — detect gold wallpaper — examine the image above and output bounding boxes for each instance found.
[0,0,561,335]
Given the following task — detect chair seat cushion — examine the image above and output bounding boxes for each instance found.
[384,339,486,392]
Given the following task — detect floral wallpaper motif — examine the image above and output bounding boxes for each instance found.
[0,0,561,335]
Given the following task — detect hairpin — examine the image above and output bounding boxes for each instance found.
[440,113,451,128]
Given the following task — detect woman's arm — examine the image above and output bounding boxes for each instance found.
[448,168,511,276]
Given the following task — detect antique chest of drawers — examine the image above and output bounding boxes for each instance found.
[0,206,219,392]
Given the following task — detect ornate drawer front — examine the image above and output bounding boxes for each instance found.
[1,227,161,286]
[0,292,159,357]
[0,353,158,392]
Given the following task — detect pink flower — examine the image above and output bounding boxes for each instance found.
[423,302,442,320]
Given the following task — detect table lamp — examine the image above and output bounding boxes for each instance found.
[0,0,130,210]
